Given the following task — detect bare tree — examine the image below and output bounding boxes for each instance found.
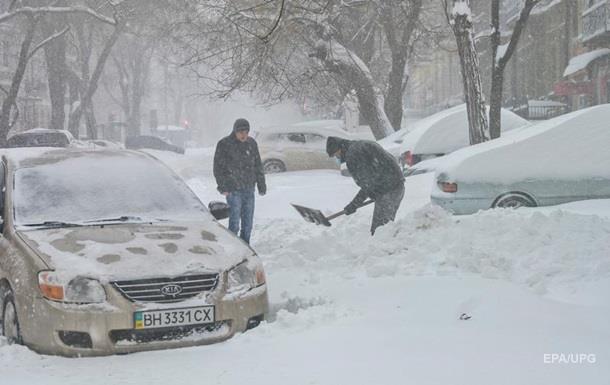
[42,0,69,131]
[489,0,540,138]
[444,0,489,145]
[66,15,124,138]
[0,1,119,144]
[0,14,69,145]
[103,0,170,137]
[379,0,422,130]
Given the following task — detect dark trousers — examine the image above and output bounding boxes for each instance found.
[371,184,405,235]
[226,188,255,244]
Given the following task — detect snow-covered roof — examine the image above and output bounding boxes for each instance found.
[436,104,610,183]
[0,147,61,166]
[1,148,142,169]
[396,104,529,156]
[9,128,75,139]
[563,48,610,77]
[290,120,345,130]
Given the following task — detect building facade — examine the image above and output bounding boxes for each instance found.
[406,0,609,117]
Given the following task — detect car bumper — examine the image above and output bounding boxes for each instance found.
[431,194,494,215]
[23,285,268,357]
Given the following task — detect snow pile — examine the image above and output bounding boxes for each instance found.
[254,204,610,302]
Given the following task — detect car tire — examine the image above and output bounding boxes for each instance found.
[263,159,286,174]
[1,291,22,345]
[493,192,537,209]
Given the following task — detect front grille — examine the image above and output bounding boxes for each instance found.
[111,274,219,303]
[110,321,230,344]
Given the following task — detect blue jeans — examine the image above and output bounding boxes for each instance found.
[226,188,255,244]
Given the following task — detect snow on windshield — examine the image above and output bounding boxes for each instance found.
[13,152,209,226]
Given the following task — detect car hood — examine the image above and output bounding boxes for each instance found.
[17,221,253,281]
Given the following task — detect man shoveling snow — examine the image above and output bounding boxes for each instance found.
[326,136,405,235]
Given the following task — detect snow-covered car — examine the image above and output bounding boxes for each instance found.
[389,104,529,173]
[86,139,124,150]
[257,121,372,173]
[0,148,268,356]
[125,135,185,154]
[431,104,610,214]
[7,128,75,148]
[403,156,445,177]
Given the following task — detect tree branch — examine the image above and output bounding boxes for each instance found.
[495,0,540,70]
[27,25,70,60]
[0,5,117,25]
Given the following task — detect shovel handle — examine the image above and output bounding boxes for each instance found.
[327,199,374,221]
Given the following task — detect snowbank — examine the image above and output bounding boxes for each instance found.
[254,204,610,304]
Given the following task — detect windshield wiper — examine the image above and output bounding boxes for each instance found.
[83,216,144,224]
[22,221,83,229]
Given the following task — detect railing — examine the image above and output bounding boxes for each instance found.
[508,98,571,120]
[582,0,610,43]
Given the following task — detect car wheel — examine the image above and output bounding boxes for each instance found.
[1,291,22,344]
[493,193,537,209]
[263,159,286,174]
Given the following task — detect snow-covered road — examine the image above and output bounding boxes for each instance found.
[1,148,609,385]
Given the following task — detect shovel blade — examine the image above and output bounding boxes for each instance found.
[291,204,332,227]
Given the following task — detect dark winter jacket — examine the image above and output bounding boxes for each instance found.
[337,138,404,206]
[213,133,266,194]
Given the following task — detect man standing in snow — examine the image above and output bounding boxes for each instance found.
[213,118,266,244]
[326,136,405,235]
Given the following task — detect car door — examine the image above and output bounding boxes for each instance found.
[303,133,337,169]
[273,133,309,170]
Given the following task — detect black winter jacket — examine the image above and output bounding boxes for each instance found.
[343,139,404,205]
[213,133,266,194]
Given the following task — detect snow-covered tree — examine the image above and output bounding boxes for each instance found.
[165,0,426,139]
[444,0,490,145]
[489,0,540,139]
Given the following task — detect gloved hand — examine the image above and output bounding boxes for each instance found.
[258,185,267,196]
[344,202,358,215]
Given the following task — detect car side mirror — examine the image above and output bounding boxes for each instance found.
[208,201,230,220]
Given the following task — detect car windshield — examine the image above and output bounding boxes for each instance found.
[13,152,209,227]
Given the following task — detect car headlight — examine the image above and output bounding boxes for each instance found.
[227,259,266,294]
[38,271,106,304]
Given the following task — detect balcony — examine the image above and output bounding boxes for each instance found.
[582,0,610,44]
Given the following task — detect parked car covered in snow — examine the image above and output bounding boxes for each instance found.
[431,104,610,214]
[7,128,75,148]
[125,135,185,154]
[257,121,373,173]
[0,149,268,356]
[383,104,529,173]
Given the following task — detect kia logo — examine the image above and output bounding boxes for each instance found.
[160,284,183,297]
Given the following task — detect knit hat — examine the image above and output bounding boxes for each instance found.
[326,136,347,157]
[233,118,250,133]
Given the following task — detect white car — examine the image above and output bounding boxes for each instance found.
[257,121,373,173]
[431,104,610,214]
[381,104,529,172]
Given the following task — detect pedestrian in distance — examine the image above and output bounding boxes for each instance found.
[326,136,405,235]
[213,118,266,244]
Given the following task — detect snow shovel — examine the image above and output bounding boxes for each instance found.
[291,200,374,227]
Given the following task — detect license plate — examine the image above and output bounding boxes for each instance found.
[134,306,215,329]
